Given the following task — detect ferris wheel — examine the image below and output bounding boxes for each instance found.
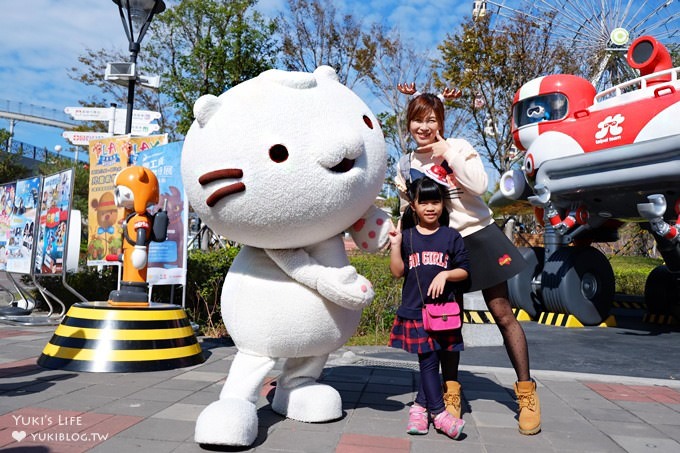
[472,0,680,90]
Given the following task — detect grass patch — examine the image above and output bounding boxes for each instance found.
[345,331,391,346]
[609,255,663,295]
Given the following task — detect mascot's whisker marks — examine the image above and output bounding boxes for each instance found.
[198,168,246,207]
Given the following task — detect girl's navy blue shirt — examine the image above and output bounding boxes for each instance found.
[397,226,470,320]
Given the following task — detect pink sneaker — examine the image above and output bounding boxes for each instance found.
[432,410,465,439]
[406,404,429,434]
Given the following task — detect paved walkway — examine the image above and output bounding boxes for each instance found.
[1,322,680,452]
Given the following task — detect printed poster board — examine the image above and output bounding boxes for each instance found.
[0,182,17,271]
[86,134,167,266]
[5,176,41,274]
[139,142,188,285]
[34,169,74,276]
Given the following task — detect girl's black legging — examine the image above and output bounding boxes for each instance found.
[414,349,460,414]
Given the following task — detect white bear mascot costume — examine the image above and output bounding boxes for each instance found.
[181,66,391,446]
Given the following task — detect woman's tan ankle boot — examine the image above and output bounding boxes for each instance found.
[514,380,541,435]
[443,380,462,418]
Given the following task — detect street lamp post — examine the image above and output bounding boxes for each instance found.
[112,0,166,135]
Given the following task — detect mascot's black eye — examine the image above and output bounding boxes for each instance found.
[363,115,373,129]
[269,144,289,163]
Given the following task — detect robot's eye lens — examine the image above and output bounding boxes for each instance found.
[527,106,545,117]
[363,115,374,129]
[269,144,289,163]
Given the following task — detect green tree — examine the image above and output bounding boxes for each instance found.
[69,0,278,138]
[435,13,581,178]
[0,128,31,183]
[146,0,278,135]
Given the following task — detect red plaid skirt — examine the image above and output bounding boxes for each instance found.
[389,316,464,354]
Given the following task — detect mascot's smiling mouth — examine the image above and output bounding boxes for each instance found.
[329,158,355,173]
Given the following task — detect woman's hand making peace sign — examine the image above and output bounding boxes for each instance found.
[416,131,451,159]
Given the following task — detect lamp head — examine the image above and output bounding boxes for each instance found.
[112,0,166,40]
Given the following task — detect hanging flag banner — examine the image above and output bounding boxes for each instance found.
[0,182,17,271]
[34,169,74,275]
[5,176,42,274]
[138,141,188,286]
[86,134,168,266]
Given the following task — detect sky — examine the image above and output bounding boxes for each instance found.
[0,0,469,163]
[1,0,679,163]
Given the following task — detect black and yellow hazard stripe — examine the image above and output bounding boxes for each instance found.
[38,302,205,372]
[511,308,533,321]
[537,312,584,328]
[612,300,646,310]
[642,313,678,325]
[463,310,496,324]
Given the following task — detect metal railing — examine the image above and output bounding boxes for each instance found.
[1,139,65,163]
[0,99,75,126]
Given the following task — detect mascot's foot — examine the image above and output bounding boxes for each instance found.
[194,397,258,447]
[272,382,342,422]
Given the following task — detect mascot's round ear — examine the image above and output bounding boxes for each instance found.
[194,95,221,128]
[314,65,339,82]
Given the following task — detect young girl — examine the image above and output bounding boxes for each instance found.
[394,83,541,435]
[388,176,468,440]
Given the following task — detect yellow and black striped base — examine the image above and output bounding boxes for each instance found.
[511,308,533,321]
[38,302,205,373]
[463,310,497,324]
[537,312,584,328]
[642,313,678,325]
[537,312,616,328]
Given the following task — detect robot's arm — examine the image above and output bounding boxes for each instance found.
[131,246,148,270]
[637,194,680,242]
[130,222,150,269]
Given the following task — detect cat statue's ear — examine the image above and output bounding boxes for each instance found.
[194,95,221,128]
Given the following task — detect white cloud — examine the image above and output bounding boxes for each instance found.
[4,0,679,154]
[0,0,138,152]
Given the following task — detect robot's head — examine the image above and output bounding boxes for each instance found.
[114,166,159,214]
[511,74,596,151]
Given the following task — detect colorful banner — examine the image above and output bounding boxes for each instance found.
[0,182,17,271]
[34,169,74,275]
[5,176,41,274]
[139,142,188,285]
[86,134,167,266]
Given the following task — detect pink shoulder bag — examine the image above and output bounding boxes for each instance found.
[410,230,462,332]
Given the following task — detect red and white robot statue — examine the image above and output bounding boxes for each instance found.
[107,166,168,306]
[495,35,680,324]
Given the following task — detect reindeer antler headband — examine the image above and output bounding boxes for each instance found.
[397,82,462,102]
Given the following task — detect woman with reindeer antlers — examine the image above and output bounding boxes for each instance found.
[393,82,541,436]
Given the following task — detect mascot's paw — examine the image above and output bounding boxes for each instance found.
[317,266,374,310]
[272,382,342,422]
[348,205,393,253]
[194,398,258,447]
